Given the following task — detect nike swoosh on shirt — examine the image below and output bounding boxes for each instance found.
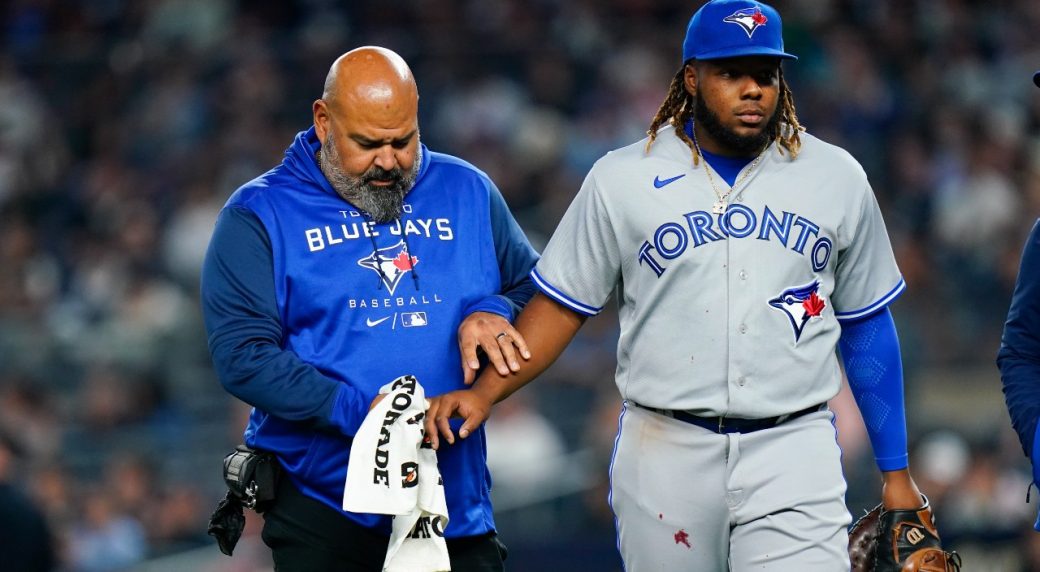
[366,316,391,327]
[653,174,686,188]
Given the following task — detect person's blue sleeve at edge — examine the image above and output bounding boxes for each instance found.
[200,206,369,437]
[996,219,1040,530]
[461,182,539,321]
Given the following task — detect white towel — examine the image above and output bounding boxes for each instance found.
[343,375,451,572]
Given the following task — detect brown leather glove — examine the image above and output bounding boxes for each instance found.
[847,497,961,572]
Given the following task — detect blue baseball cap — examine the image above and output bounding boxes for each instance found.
[682,0,797,63]
[1034,70,1040,88]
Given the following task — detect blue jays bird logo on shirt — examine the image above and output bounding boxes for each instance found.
[769,280,826,342]
[357,240,419,295]
[724,7,768,38]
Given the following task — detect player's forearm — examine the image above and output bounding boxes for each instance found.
[472,293,585,403]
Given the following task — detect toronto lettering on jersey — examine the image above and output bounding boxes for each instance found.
[637,205,834,277]
[305,218,454,252]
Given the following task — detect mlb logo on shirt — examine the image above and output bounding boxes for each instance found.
[402,312,428,327]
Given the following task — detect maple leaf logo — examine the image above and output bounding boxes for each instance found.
[674,529,691,548]
[392,250,418,271]
[802,292,825,318]
[751,8,767,26]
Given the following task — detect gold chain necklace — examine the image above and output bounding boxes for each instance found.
[690,126,767,214]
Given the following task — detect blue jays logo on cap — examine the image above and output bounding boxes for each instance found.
[724,7,768,38]
[682,0,796,63]
[769,280,826,342]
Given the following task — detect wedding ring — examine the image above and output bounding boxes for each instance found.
[495,332,508,340]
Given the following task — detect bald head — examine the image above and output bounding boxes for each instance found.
[313,47,422,222]
[322,46,417,110]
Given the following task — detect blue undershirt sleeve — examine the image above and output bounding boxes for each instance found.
[200,206,368,437]
[462,182,539,321]
[837,306,909,472]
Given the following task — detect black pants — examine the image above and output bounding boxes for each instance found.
[261,476,507,571]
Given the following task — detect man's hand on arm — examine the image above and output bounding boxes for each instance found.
[426,294,587,449]
[457,311,531,384]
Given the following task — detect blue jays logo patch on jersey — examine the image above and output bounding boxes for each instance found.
[768,280,826,342]
[723,7,768,38]
[357,240,419,295]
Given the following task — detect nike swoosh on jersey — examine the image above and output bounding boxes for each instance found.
[653,174,686,188]
[366,316,391,327]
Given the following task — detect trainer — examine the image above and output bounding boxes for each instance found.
[201,46,537,570]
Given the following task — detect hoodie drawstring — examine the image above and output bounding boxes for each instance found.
[367,228,389,291]
[400,227,420,291]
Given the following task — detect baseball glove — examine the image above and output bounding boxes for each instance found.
[848,497,961,571]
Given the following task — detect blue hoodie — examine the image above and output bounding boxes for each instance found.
[201,127,538,537]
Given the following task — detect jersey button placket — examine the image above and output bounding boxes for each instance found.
[731,253,751,394]
[724,231,737,400]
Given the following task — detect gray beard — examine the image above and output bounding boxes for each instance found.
[318,134,421,223]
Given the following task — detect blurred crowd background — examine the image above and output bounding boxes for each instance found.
[3,0,1040,570]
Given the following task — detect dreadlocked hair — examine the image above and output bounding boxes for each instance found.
[774,68,804,157]
[645,67,699,163]
[644,64,805,163]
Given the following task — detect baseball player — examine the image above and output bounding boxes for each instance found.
[997,68,1040,534]
[425,1,936,570]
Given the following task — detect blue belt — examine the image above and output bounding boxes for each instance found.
[633,402,826,434]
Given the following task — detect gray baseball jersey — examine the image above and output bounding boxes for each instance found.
[532,124,903,418]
